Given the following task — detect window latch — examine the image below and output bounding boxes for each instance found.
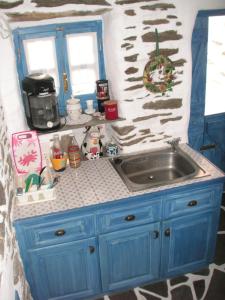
[63,72,68,93]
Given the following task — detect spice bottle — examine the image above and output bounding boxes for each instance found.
[52,134,63,159]
[68,134,81,168]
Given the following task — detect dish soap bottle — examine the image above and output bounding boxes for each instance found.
[68,134,81,168]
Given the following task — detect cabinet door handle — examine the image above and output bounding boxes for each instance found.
[89,246,95,254]
[153,230,159,239]
[124,215,136,221]
[63,72,68,92]
[187,200,198,207]
[55,229,66,237]
[164,228,170,237]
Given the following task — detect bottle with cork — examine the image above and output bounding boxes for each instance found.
[68,134,81,168]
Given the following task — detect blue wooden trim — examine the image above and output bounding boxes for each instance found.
[197,9,225,17]
[12,20,106,116]
[188,13,209,150]
[188,9,225,151]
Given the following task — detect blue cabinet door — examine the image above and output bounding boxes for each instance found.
[161,210,218,278]
[28,237,100,300]
[99,223,160,292]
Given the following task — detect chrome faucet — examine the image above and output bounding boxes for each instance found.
[166,137,181,151]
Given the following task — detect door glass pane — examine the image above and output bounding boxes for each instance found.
[66,32,99,95]
[23,37,59,92]
[205,16,225,115]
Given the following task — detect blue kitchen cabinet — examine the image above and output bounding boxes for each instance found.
[161,210,218,278]
[14,181,224,300]
[27,238,100,300]
[99,223,161,292]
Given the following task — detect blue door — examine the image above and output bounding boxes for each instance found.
[99,223,160,292]
[188,10,225,172]
[161,211,217,278]
[28,238,100,300]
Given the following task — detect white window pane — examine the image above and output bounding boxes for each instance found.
[66,32,99,95]
[23,37,59,92]
[205,16,225,115]
[71,68,97,95]
[67,33,97,66]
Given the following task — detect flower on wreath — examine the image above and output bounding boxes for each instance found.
[143,55,175,95]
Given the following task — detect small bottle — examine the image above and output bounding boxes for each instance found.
[52,134,63,159]
[68,134,81,168]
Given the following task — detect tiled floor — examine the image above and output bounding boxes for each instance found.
[99,194,225,300]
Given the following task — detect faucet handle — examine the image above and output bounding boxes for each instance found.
[165,137,181,150]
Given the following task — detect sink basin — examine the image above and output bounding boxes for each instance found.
[110,147,209,192]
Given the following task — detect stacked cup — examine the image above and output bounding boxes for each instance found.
[66,98,82,122]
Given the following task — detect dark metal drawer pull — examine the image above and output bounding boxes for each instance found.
[187,200,198,207]
[55,229,66,237]
[164,228,170,237]
[124,215,136,221]
[89,246,95,253]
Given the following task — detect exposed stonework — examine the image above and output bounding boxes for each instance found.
[119,134,136,141]
[116,0,157,5]
[0,0,23,9]
[125,67,139,75]
[32,0,111,7]
[126,76,142,82]
[124,54,139,62]
[13,252,23,285]
[173,58,187,67]
[112,125,135,136]
[139,129,151,135]
[125,26,136,29]
[124,9,136,16]
[121,42,132,48]
[140,3,175,11]
[167,14,177,19]
[148,48,179,58]
[143,99,182,110]
[142,30,183,43]
[0,182,6,206]
[123,36,137,41]
[176,21,182,26]
[124,84,143,91]
[7,8,112,21]
[143,19,169,25]
[120,134,154,147]
[133,113,172,122]
[160,116,182,124]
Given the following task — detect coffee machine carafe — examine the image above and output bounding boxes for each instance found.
[22,73,61,131]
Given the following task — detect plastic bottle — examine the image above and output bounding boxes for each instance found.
[68,134,81,168]
[52,134,63,159]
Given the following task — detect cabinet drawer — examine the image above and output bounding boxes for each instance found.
[22,214,95,248]
[164,187,218,219]
[97,200,161,233]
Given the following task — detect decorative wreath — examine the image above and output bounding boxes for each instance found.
[143,29,175,95]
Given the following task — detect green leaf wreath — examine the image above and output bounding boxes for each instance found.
[143,29,175,94]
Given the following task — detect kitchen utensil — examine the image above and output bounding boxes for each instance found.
[12,130,42,174]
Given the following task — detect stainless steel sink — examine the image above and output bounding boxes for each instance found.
[110,147,209,192]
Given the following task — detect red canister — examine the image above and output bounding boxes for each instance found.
[104,100,118,120]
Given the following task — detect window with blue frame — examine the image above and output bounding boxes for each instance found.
[13,20,106,115]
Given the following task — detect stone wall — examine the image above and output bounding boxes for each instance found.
[0,103,31,300]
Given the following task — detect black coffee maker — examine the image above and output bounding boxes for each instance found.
[22,73,61,132]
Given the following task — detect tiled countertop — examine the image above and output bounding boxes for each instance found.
[13,144,225,220]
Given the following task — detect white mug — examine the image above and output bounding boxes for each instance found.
[86,99,94,112]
